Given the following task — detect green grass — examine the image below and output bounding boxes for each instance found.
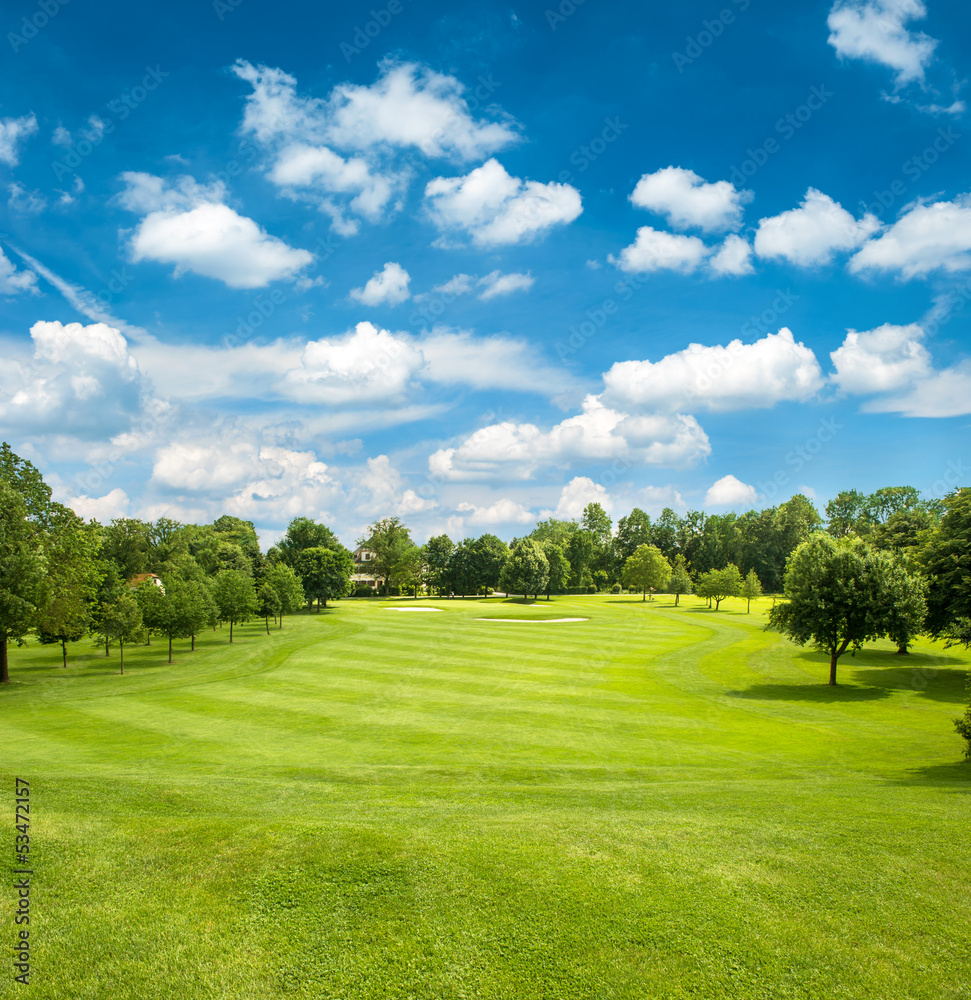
[1,595,969,999]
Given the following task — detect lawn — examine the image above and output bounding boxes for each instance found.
[1,595,969,999]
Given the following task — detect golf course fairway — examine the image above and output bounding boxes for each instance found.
[1,594,968,999]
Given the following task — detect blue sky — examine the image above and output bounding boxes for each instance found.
[1,0,969,547]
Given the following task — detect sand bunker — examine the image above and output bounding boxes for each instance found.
[475,617,588,623]
[382,607,444,612]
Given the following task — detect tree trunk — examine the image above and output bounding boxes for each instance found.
[674,593,680,607]
[105,635,110,656]
[895,644,909,655]
[642,589,646,601]
[229,619,234,643]
[62,639,68,668]
[168,634,173,664]
[279,613,283,630]
[1,638,8,684]
[747,598,751,613]
[191,634,196,651]
[119,640,124,675]
[265,616,270,634]
[830,638,851,685]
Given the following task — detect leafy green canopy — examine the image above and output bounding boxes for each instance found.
[768,534,927,685]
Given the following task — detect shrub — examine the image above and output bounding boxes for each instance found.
[610,583,622,594]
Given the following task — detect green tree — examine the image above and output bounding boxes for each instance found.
[36,509,103,667]
[500,540,549,600]
[395,546,424,598]
[922,489,971,646]
[472,534,509,596]
[446,539,477,596]
[422,534,454,596]
[359,517,416,596]
[767,534,927,686]
[257,582,281,633]
[272,517,341,568]
[652,507,681,561]
[0,482,48,683]
[741,568,763,613]
[528,518,576,548]
[265,564,306,629]
[297,547,353,609]
[566,529,596,587]
[825,489,868,538]
[695,564,743,611]
[211,569,257,642]
[180,580,218,651]
[134,580,167,646]
[669,554,692,607]
[101,518,152,581]
[621,545,671,601]
[615,508,652,563]
[100,593,144,675]
[542,542,571,600]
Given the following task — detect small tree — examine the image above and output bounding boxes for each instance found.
[35,510,102,667]
[257,583,281,634]
[211,569,257,643]
[622,545,671,601]
[696,564,744,611]
[297,546,353,609]
[422,535,454,596]
[542,542,571,600]
[741,568,763,613]
[265,564,305,629]
[101,593,144,674]
[500,540,549,601]
[180,580,218,651]
[669,555,692,607]
[767,534,927,686]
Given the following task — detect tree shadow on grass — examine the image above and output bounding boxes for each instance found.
[886,761,971,790]
[852,665,969,703]
[727,683,891,702]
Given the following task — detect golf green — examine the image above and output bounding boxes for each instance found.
[1,595,968,999]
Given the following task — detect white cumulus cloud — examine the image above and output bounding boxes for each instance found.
[350,261,411,306]
[546,477,614,520]
[424,158,582,247]
[232,59,519,234]
[120,173,313,288]
[457,498,535,526]
[754,188,881,266]
[428,396,710,482]
[603,329,824,412]
[0,321,151,439]
[848,195,971,278]
[708,234,754,276]
[827,0,938,85]
[610,226,710,273]
[280,321,425,404]
[705,474,758,507]
[66,488,131,522]
[830,322,931,393]
[630,166,752,232]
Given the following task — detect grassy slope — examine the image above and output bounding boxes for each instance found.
[1,595,969,1000]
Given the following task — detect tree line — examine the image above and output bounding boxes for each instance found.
[1,442,969,757]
